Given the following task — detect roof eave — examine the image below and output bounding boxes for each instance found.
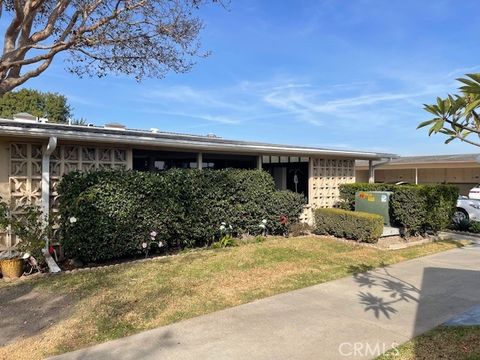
[0,124,395,160]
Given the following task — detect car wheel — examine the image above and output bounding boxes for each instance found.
[453,208,469,223]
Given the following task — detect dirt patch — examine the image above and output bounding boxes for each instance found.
[0,284,73,347]
[309,233,435,250]
[376,235,433,249]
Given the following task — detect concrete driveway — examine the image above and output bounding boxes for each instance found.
[49,240,480,360]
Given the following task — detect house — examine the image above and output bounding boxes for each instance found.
[0,114,395,248]
[356,154,480,195]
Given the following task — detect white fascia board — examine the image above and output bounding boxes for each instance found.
[0,124,396,160]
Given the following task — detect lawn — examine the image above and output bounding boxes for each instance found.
[0,236,466,360]
[377,325,480,360]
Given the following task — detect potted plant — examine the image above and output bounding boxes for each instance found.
[0,248,24,279]
[0,200,49,278]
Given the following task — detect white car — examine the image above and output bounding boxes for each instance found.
[454,196,480,223]
[469,185,480,200]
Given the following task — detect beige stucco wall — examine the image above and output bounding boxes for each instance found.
[355,167,480,195]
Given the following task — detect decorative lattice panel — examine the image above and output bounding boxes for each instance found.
[5,143,128,248]
[6,144,43,246]
[49,146,128,212]
[9,144,43,212]
[310,158,355,209]
[299,205,313,225]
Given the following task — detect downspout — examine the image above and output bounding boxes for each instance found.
[41,137,61,273]
[368,157,394,183]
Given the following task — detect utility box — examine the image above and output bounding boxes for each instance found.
[355,191,393,226]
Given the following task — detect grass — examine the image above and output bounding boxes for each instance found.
[377,325,480,360]
[0,236,467,360]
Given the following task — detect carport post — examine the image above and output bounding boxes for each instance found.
[257,155,262,170]
[415,168,418,184]
[197,153,203,169]
[368,160,374,183]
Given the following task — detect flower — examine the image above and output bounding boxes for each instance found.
[262,219,267,224]
[259,223,266,229]
[280,215,288,225]
[229,224,233,229]
[158,241,164,247]
[220,225,226,231]
[69,216,77,224]
[22,252,30,259]
[221,222,226,226]
[141,242,148,249]
[150,231,158,238]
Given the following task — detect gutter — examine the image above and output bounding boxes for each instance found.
[368,157,395,183]
[372,157,394,169]
[41,136,61,273]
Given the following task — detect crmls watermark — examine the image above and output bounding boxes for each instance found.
[338,341,400,357]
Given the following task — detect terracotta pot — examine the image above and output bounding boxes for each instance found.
[0,258,24,279]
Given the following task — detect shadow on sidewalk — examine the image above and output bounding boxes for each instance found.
[349,256,480,358]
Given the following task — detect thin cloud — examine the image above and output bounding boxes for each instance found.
[134,69,471,132]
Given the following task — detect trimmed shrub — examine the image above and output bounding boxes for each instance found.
[468,221,480,234]
[451,219,480,234]
[267,190,308,234]
[389,186,427,234]
[314,208,383,243]
[58,169,307,262]
[339,183,459,234]
[422,185,459,233]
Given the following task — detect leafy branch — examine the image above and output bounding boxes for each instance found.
[418,73,480,147]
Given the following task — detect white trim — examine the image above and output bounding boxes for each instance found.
[0,122,396,161]
[42,137,57,249]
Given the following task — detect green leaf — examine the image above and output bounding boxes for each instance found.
[436,97,445,113]
[423,104,439,116]
[466,73,480,83]
[465,99,480,113]
[432,120,445,132]
[417,119,436,129]
[457,77,477,87]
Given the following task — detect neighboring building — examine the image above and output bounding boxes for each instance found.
[0,115,394,248]
[356,154,480,195]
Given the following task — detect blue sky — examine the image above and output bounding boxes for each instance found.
[20,0,480,155]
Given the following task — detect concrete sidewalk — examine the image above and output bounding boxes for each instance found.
[50,242,480,360]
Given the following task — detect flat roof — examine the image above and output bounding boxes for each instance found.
[357,153,480,169]
[0,118,396,160]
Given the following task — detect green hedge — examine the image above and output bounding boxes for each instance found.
[314,208,383,243]
[339,183,458,234]
[58,169,307,262]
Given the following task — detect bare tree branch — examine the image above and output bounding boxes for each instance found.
[0,0,219,96]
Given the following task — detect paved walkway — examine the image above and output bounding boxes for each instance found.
[50,241,480,360]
